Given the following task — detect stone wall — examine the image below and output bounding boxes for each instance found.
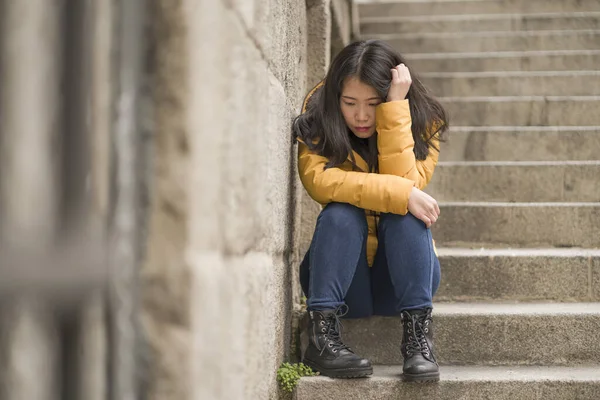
[0,0,353,398]
[142,1,353,399]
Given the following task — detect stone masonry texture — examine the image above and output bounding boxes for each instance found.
[140,1,352,399]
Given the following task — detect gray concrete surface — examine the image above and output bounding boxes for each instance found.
[380,30,600,53]
[426,161,600,202]
[361,12,600,34]
[434,248,600,302]
[341,303,600,365]
[357,0,600,18]
[439,127,600,162]
[299,0,600,397]
[421,71,600,97]
[407,50,600,73]
[296,365,600,400]
[432,202,600,248]
[441,96,600,126]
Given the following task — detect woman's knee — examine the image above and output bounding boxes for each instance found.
[318,203,367,236]
[379,211,426,234]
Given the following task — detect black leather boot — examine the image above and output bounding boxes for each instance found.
[400,307,440,382]
[301,305,372,378]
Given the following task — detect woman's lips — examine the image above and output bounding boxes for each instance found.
[355,126,371,132]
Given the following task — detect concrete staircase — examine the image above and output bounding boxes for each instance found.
[296,0,600,398]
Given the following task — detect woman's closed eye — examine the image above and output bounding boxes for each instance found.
[343,102,380,107]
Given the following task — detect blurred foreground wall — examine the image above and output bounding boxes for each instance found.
[0,0,353,399]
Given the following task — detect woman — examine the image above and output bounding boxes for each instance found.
[293,39,449,382]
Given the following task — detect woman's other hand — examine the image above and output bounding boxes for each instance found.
[408,187,440,228]
[386,64,412,102]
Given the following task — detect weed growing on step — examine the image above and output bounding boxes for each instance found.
[277,362,318,392]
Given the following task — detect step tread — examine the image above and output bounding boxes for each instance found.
[434,302,600,315]
[407,49,600,60]
[439,201,600,206]
[421,70,600,78]
[302,365,600,382]
[439,95,600,101]
[436,247,600,257]
[362,11,600,23]
[371,28,600,39]
[449,125,600,131]
[438,160,600,166]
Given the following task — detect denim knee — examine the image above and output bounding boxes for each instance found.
[378,211,426,233]
[318,202,368,238]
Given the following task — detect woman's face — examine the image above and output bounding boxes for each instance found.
[340,76,382,139]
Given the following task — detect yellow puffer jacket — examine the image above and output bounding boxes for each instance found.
[297,82,439,266]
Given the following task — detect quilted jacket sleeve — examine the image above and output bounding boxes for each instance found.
[296,81,416,215]
[375,100,440,190]
[298,139,415,215]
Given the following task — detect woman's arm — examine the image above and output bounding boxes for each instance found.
[375,100,440,190]
[298,140,415,215]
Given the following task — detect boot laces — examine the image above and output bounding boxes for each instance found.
[405,313,434,360]
[319,304,352,356]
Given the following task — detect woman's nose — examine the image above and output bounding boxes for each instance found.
[356,106,368,122]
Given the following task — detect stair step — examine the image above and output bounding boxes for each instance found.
[439,126,600,162]
[372,29,600,54]
[296,365,600,400]
[407,50,600,73]
[421,71,600,96]
[432,202,600,248]
[427,161,600,202]
[435,248,600,302]
[357,0,600,18]
[341,303,600,365]
[361,12,600,34]
[440,96,600,126]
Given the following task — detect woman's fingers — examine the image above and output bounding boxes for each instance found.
[429,213,437,225]
[395,64,411,81]
[388,63,413,101]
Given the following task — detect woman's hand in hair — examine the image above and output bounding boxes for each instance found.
[387,64,412,102]
[407,187,440,228]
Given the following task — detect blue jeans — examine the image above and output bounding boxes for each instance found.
[300,202,441,318]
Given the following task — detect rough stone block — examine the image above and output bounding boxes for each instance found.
[307,0,332,89]
[252,0,308,107]
[190,251,289,400]
[218,14,271,256]
[261,72,296,255]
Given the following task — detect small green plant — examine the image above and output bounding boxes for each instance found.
[277,362,319,393]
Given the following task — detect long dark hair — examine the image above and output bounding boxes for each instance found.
[293,40,449,171]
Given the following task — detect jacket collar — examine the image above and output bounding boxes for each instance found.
[349,150,369,172]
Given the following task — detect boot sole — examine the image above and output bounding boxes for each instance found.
[303,359,373,379]
[402,371,440,383]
